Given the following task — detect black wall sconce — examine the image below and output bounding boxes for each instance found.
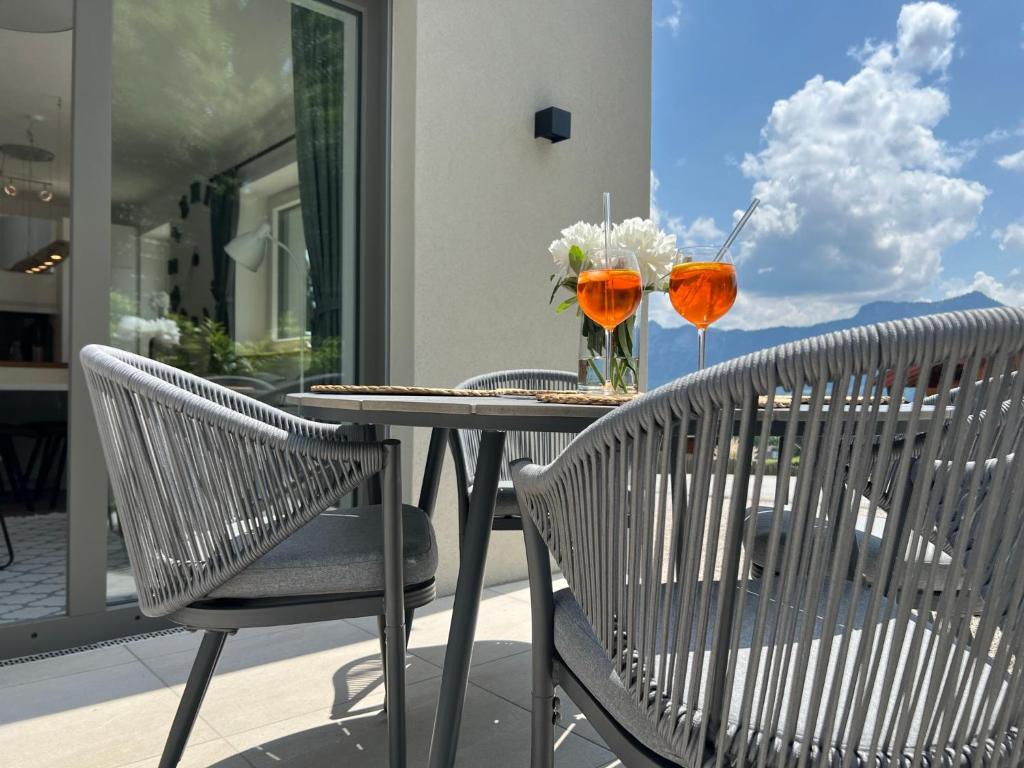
[535,106,571,143]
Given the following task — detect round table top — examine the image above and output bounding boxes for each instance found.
[287,392,613,431]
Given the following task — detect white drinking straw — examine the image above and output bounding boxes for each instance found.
[603,192,611,259]
[715,198,759,261]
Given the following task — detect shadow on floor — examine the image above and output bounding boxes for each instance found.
[209,641,585,767]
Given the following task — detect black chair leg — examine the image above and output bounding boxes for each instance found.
[0,434,33,513]
[0,511,13,570]
[159,630,227,768]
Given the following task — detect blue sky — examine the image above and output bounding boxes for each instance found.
[650,0,1024,329]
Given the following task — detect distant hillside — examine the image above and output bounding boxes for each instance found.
[648,292,1004,389]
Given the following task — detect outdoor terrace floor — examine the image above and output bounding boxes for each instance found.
[0,576,622,768]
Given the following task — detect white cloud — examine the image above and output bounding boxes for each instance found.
[993,220,1024,251]
[734,1,987,319]
[996,148,1024,171]
[650,170,725,246]
[656,0,683,37]
[894,2,960,74]
[944,269,1024,307]
[649,289,857,330]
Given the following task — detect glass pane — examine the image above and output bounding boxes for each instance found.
[107,0,360,605]
[0,26,72,622]
[274,202,308,341]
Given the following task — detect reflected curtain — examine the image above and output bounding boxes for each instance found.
[209,172,240,333]
[291,5,345,355]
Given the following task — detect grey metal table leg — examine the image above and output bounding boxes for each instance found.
[427,430,505,768]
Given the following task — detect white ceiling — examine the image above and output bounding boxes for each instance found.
[0,1,300,216]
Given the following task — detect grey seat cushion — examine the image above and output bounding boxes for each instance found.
[553,582,1005,766]
[467,481,522,520]
[746,507,955,593]
[209,505,437,599]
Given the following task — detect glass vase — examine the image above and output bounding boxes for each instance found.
[578,307,642,394]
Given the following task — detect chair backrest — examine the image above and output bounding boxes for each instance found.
[452,369,576,488]
[513,308,1024,767]
[81,344,384,617]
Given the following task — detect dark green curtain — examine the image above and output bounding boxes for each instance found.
[209,172,240,333]
[291,5,345,354]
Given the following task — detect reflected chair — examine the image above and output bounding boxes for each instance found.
[450,369,576,540]
[514,308,1024,767]
[81,345,437,768]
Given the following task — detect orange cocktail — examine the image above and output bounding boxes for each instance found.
[577,268,643,330]
[577,246,643,394]
[668,261,737,330]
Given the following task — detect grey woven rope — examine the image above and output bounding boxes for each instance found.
[81,344,386,617]
[454,369,577,485]
[512,308,1024,768]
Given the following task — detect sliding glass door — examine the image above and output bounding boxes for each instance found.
[0,0,388,658]
[0,12,73,627]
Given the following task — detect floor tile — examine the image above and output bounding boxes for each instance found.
[142,620,442,737]
[226,673,617,768]
[376,591,536,670]
[468,648,607,749]
[0,645,137,690]
[0,510,135,625]
[114,738,251,768]
[121,629,202,661]
[0,661,219,768]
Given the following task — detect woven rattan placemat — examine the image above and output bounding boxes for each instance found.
[534,392,636,406]
[309,384,636,406]
[310,384,544,397]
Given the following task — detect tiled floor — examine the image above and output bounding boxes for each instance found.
[0,577,622,768]
[0,509,135,623]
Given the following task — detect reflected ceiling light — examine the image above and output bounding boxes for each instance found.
[42,260,53,267]
[24,269,32,274]
[3,181,15,197]
[51,253,62,261]
[38,188,52,202]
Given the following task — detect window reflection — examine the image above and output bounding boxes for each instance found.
[107,0,360,603]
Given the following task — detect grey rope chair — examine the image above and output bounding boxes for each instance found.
[513,307,1024,768]
[450,369,576,538]
[81,344,438,768]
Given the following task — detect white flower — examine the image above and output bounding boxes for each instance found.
[549,221,605,277]
[150,317,181,345]
[612,217,676,285]
[115,315,180,347]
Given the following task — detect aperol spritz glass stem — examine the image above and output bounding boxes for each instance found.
[604,328,614,393]
[697,327,707,371]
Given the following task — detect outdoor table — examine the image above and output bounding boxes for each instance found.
[287,392,943,767]
[288,393,612,768]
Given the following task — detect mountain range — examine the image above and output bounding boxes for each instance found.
[647,291,1004,389]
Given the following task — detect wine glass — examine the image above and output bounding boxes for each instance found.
[667,245,737,370]
[577,247,643,394]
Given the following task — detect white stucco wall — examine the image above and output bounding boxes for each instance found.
[391,0,652,595]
